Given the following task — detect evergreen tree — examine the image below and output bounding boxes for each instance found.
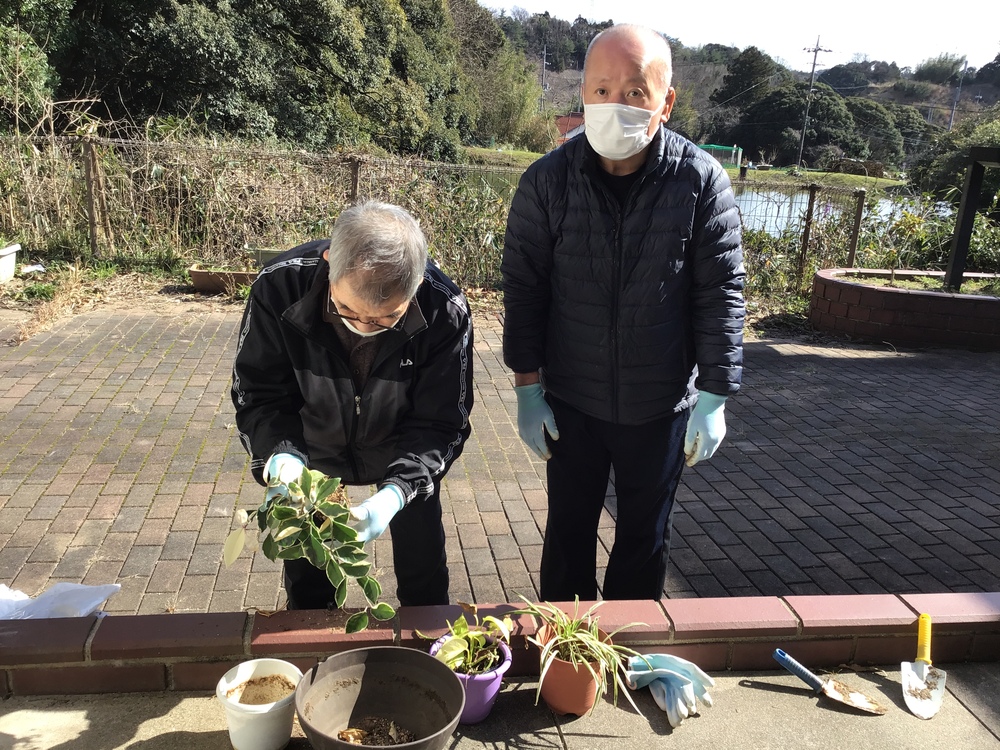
[843,97,904,165]
[710,46,776,108]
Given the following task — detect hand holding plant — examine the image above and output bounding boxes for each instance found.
[223,467,395,633]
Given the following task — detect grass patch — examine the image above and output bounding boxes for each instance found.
[847,273,1000,297]
[464,146,542,170]
[728,167,903,191]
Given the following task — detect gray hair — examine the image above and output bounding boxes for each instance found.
[584,24,673,90]
[327,201,428,305]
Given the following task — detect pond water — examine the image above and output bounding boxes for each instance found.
[732,185,901,236]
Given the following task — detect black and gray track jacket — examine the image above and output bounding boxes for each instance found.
[501,126,745,425]
[231,240,473,504]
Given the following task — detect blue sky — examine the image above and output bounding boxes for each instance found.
[485,0,999,73]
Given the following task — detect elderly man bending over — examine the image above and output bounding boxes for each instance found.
[232,201,474,609]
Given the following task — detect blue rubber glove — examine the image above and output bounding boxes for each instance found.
[263,453,305,503]
[515,383,559,460]
[625,653,714,728]
[683,391,728,467]
[264,453,306,484]
[349,485,405,543]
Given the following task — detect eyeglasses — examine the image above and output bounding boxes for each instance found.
[327,295,407,331]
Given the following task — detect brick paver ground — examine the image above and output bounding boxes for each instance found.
[1,304,998,615]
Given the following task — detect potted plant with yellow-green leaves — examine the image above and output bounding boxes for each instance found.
[223,468,394,632]
[420,603,514,724]
[513,596,643,717]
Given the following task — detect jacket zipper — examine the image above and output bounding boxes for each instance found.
[612,174,647,424]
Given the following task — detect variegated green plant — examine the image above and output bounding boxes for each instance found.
[223,468,395,633]
[420,602,513,675]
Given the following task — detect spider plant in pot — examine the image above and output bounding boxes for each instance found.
[223,467,395,633]
[513,596,643,717]
[419,603,514,724]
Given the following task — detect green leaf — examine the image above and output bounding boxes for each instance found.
[261,533,278,561]
[359,576,382,606]
[370,602,396,621]
[435,637,468,670]
[306,531,327,567]
[268,505,298,522]
[340,561,371,578]
[345,611,369,634]
[334,578,348,608]
[335,545,368,565]
[299,468,312,498]
[273,524,302,542]
[315,476,341,503]
[326,519,358,543]
[222,528,245,567]
[276,543,306,560]
[325,559,346,588]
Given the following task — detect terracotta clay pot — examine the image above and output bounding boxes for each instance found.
[536,625,609,716]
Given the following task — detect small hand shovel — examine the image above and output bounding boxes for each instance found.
[902,613,946,719]
[773,649,886,715]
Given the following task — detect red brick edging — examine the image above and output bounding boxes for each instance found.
[2,593,998,696]
[809,268,1000,350]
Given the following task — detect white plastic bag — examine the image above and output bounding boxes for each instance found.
[0,582,121,619]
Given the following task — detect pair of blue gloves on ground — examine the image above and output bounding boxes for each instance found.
[625,653,715,728]
[514,383,728,466]
[263,453,403,543]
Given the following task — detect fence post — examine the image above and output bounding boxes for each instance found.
[83,138,101,259]
[846,188,866,268]
[798,183,820,287]
[349,158,361,202]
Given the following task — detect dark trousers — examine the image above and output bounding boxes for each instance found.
[283,481,449,609]
[541,397,688,601]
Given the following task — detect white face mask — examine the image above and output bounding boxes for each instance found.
[341,317,389,337]
[584,103,659,161]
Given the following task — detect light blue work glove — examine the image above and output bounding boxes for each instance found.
[514,383,559,460]
[683,391,728,467]
[349,485,405,543]
[263,452,305,503]
[625,654,715,728]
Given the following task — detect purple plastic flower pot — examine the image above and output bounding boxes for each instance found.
[429,636,512,724]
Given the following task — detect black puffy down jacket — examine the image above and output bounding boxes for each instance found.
[501,127,745,425]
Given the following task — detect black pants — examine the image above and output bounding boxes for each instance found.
[541,397,688,601]
[283,481,449,609]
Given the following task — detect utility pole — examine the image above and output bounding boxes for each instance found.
[796,37,832,168]
[948,59,968,131]
[540,44,551,112]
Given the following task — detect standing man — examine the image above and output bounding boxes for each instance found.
[232,201,473,608]
[501,24,745,602]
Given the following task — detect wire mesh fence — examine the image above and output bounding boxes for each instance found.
[1,136,868,292]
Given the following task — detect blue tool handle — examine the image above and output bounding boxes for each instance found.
[773,649,824,692]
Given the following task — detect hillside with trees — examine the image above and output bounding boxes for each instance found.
[0,0,550,158]
[498,8,999,200]
[1,1,998,200]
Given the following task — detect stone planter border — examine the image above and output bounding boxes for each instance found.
[810,268,1000,350]
[1,592,998,697]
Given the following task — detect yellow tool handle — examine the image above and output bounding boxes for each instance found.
[916,613,932,664]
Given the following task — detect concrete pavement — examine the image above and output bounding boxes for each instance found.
[2,664,998,749]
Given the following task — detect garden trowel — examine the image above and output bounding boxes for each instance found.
[773,649,886,715]
[902,613,946,719]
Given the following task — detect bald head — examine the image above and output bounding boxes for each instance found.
[584,24,672,91]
